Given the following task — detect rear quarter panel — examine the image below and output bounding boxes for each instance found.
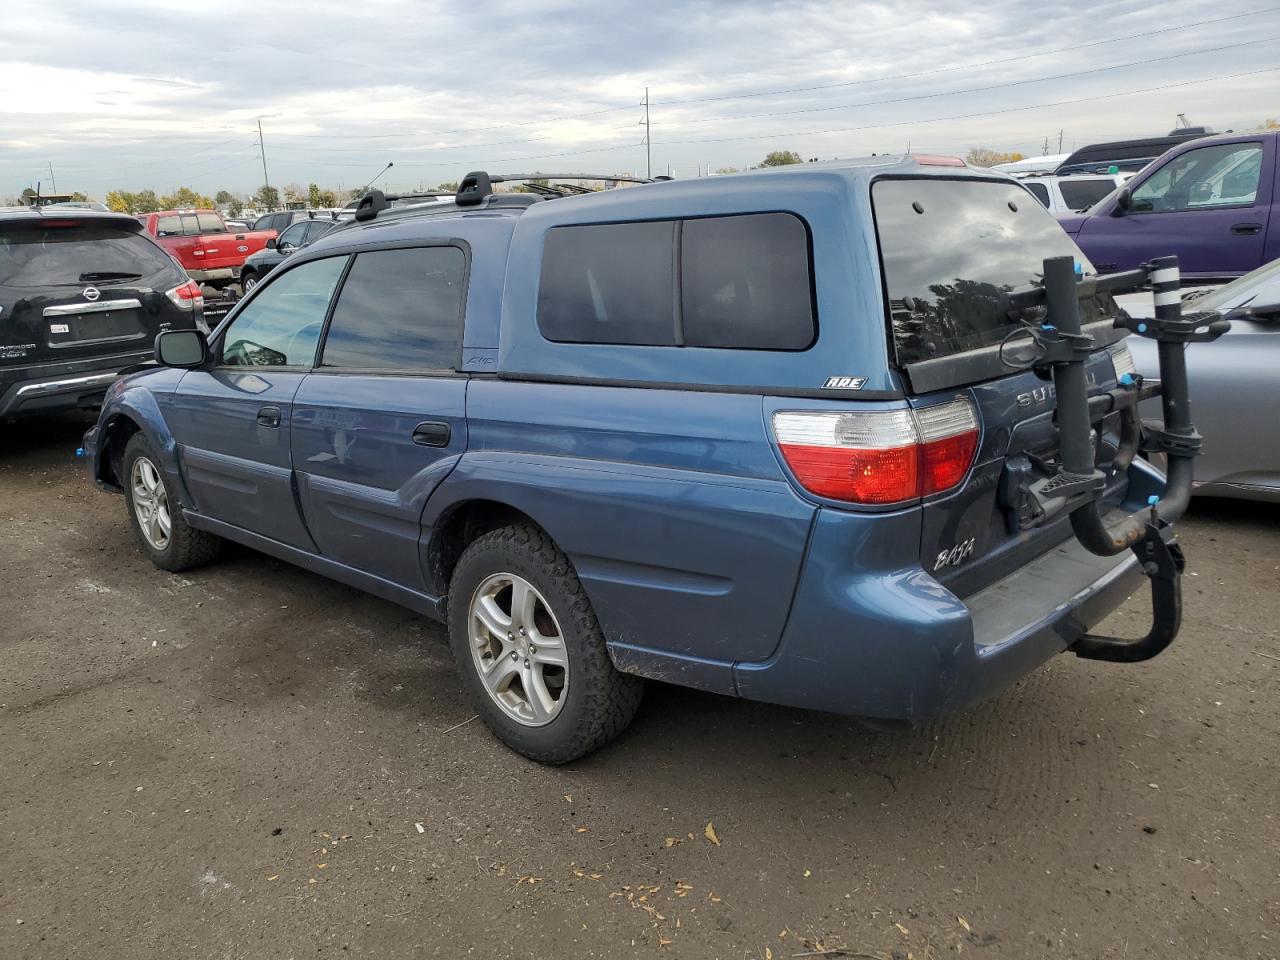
[428,380,816,665]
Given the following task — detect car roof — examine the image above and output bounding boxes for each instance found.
[0,207,147,230]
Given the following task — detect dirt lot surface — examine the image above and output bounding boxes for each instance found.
[2,412,1278,960]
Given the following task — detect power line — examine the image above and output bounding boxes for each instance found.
[656,7,1278,107]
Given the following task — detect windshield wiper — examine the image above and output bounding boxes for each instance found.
[78,271,142,282]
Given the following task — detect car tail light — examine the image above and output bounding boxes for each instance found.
[912,154,966,167]
[772,398,979,505]
[165,279,204,311]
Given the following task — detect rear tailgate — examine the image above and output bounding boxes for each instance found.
[1,217,195,367]
[871,175,1131,597]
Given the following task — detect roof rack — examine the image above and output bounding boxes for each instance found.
[352,173,653,223]
[455,171,652,207]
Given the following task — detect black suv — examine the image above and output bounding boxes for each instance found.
[238,215,338,292]
[1,208,203,419]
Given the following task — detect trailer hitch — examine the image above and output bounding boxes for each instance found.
[1005,255,1227,662]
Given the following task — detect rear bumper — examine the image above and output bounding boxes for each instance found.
[186,267,236,283]
[0,351,150,418]
[734,505,1146,721]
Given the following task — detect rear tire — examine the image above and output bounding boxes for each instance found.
[122,432,221,572]
[447,524,643,764]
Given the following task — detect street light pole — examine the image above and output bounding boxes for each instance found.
[257,118,272,199]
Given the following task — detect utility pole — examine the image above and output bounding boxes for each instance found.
[1043,135,1050,155]
[47,161,57,193]
[643,87,651,180]
[257,119,272,200]
[1058,129,1063,152]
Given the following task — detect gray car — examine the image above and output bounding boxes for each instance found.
[1123,258,1280,501]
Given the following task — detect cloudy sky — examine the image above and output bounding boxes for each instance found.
[2,0,1276,198]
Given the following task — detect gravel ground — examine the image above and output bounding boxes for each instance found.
[2,412,1277,960]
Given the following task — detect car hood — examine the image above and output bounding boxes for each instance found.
[1055,212,1087,236]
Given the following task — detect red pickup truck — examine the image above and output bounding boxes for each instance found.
[137,209,275,289]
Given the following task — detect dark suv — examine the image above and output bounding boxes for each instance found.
[1,208,203,419]
[83,162,1220,763]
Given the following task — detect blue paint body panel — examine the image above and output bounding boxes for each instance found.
[84,156,1171,723]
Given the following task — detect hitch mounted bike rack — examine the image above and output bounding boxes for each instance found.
[1005,255,1229,662]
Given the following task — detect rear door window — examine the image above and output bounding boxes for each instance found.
[872,178,1115,366]
[156,215,182,237]
[537,214,815,350]
[0,223,175,287]
[320,246,467,370]
[1057,179,1117,210]
[196,213,225,233]
[180,214,201,236]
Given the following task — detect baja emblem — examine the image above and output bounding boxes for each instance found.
[823,376,867,390]
[934,537,976,570]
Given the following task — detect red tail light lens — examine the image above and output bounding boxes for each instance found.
[165,279,204,310]
[772,398,979,505]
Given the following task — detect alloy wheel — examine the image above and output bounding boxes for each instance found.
[130,456,171,551]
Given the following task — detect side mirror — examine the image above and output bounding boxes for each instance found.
[265,237,277,249]
[155,329,208,368]
[1110,187,1131,216]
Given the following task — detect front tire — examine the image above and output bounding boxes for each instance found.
[447,524,643,764]
[122,433,221,572]
[240,270,259,293]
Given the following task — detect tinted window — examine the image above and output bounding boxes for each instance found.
[681,213,814,350]
[320,246,466,370]
[0,223,176,287]
[872,178,1116,365]
[1057,179,1117,211]
[538,220,677,345]
[253,215,273,231]
[196,213,226,233]
[1023,182,1050,207]
[220,256,347,367]
[156,215,182,237]
[1130,143,1263,213]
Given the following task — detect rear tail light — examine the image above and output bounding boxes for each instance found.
[772,398,979,505]
[165,279,204,311]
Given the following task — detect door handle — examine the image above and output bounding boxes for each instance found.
[256,405,282,428]
[412,421,451,447]
[1231,222,1262,236]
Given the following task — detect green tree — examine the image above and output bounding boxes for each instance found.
[253,184,280,209]
[214,190,234,207]
[105,190,135,212]
[227,197,244,218]
[69,191,90,202]
[160,186,214,209]
[714,166,740,175]
[435,181,459,192]
[759,150,802,167]
[20,187,36,200]
[307,183,322,208]
[316,188,336,207]
[964,148,1025,167]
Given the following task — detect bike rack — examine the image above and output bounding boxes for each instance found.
[1002,255,1229,662]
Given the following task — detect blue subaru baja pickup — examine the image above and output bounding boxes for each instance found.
[83,160,1224,762]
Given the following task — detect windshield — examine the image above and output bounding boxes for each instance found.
[872,178,1117,366]
[1192,257,1280,313]
[0,222,174,287]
